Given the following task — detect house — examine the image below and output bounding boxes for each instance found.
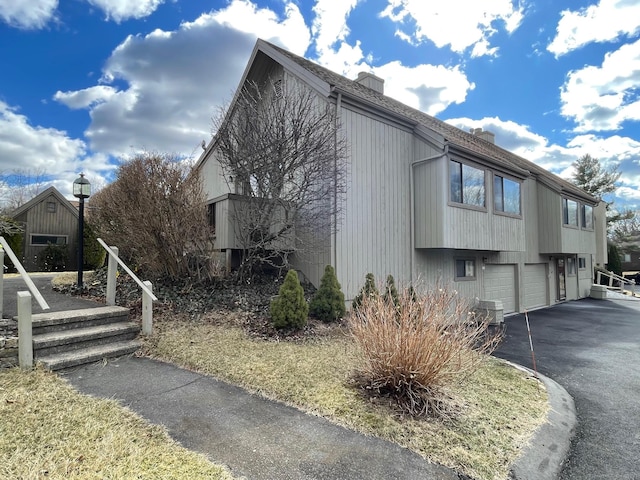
[11,186,80,271]
[196,39,608,315]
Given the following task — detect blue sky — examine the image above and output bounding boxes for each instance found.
[1,0,639,211]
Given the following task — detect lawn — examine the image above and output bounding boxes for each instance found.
[143,310,548,480]
[0,367,234,480]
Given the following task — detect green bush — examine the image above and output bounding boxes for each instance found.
[1,216,24,273]
[270,269,308,329]
[38,243,68,272]
[83,222,106,269]
[351,273,378,311]
[309,265,345,322]
[382,274,400,309]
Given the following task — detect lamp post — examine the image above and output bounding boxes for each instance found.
[73,173,91,287]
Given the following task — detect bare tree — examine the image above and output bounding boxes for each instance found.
[212,78,347,281]
[91,152,218,282]
[0,168,48,212]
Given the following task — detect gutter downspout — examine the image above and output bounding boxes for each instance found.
[333,92,342,270]
[409,144,449,284]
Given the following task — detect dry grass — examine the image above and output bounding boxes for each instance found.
[0,367,234,480]
[350,286,502,417]
[145,312,548,480]
[50,271,96,288]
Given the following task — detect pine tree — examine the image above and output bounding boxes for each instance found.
[309,265,346,322]
[270,269,308,329]
[571,154,620,198]
[607,243,623,276]
[382,274,400,309]
[352,273,379,311]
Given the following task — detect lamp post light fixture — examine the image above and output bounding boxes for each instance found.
[73,173,91,287]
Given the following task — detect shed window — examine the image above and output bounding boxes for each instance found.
[494,175,521,215]
[207,202,216,233]
[450,160,485,207]
[578,257,587,269]
[562,198,579,226]
[582,204,594,229]
[46,201,57,213]
[31,235,67,246]
[455,259,476,280]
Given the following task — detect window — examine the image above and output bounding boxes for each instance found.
[578,257,587,269]
[582,204,594,229]
[624,254,631,263]
[46,201,57,213]
[455,258,476,280]
[31,234,67,246]
[494,175,521,215]
[207,203,216,233]
[562,198,578,226]
[450,160,485,207]
[567,257,576,275]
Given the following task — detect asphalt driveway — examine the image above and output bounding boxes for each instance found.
[494,297,640,480]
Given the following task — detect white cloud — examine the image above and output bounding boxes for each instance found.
[548,0,640,57]
[376,62,475,115]
[87,0,165,22]
[560,39,640,132]
[311,0,361,55]
[0,0,57,29]
[0,101,115,199]
[53,86,119,109]
[54,0,310,159]
[379,0,525,57]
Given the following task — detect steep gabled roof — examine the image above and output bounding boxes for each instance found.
[263,40,596,203]
[11,186,79,219]
[199,39,596,204]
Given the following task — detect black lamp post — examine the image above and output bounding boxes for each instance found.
[73,173,91,287]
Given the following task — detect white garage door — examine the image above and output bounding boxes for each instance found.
[484,264,517,314]
[523,264,548,310]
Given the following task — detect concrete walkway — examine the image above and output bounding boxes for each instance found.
[63,356,460,480]
[495,297,640,480]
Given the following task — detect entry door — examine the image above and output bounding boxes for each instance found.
[557,258,566,301]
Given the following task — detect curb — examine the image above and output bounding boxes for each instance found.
[505,362,576,480]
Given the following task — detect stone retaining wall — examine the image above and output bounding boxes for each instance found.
[0,319,18,368]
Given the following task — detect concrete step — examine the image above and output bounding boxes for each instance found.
[27,306,130,334]
[37,340,142,371]
[34,322,140,357]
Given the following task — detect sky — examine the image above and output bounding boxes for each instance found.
[0,0,639,211]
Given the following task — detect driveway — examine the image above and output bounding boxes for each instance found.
[494,297,640,480]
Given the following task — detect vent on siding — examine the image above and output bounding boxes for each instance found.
[273,79,283,98]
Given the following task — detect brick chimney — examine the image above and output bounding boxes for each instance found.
[471,128,495,144]
[355,72,384,94]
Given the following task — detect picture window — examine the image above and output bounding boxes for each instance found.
[494,175,521,215]
[450,160,485,207]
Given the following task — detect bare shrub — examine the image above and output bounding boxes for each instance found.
[350,283,502,418]
[91,152,219,283]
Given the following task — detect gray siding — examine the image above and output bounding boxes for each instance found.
[537,183,563,253]
[336,107,413,300]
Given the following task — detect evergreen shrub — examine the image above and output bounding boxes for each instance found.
[351,273,378,311]
[309,265,345,322]
[270,269,308,329]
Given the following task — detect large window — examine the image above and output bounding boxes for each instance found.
[582,204,594,229]
[562,198,579,226]
[31,234,67,246]
[450,160,485,207]
[455,258,476,280]
[494,175,521,215]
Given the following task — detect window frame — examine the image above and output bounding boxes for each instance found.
[207,202,216,235]
[46,201,57,213]
[562,197,579,228]
[449,159,487,211]
[454,258,477,281]
[581,204,594,230]
[30,234,67,246]
[578,256,587,270]
[493,173,522,217]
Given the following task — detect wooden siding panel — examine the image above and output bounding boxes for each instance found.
[537,184,562,253]
[336,107,412,300]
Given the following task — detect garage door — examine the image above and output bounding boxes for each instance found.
[523,264,548,310]
[484,264,516,314]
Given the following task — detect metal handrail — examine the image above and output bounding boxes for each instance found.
[0,236,50,310]
[97,238,158,301]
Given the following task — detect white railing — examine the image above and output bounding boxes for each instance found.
[98,238,158,335]
[0,236,51,369]
[595,268,635,291]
